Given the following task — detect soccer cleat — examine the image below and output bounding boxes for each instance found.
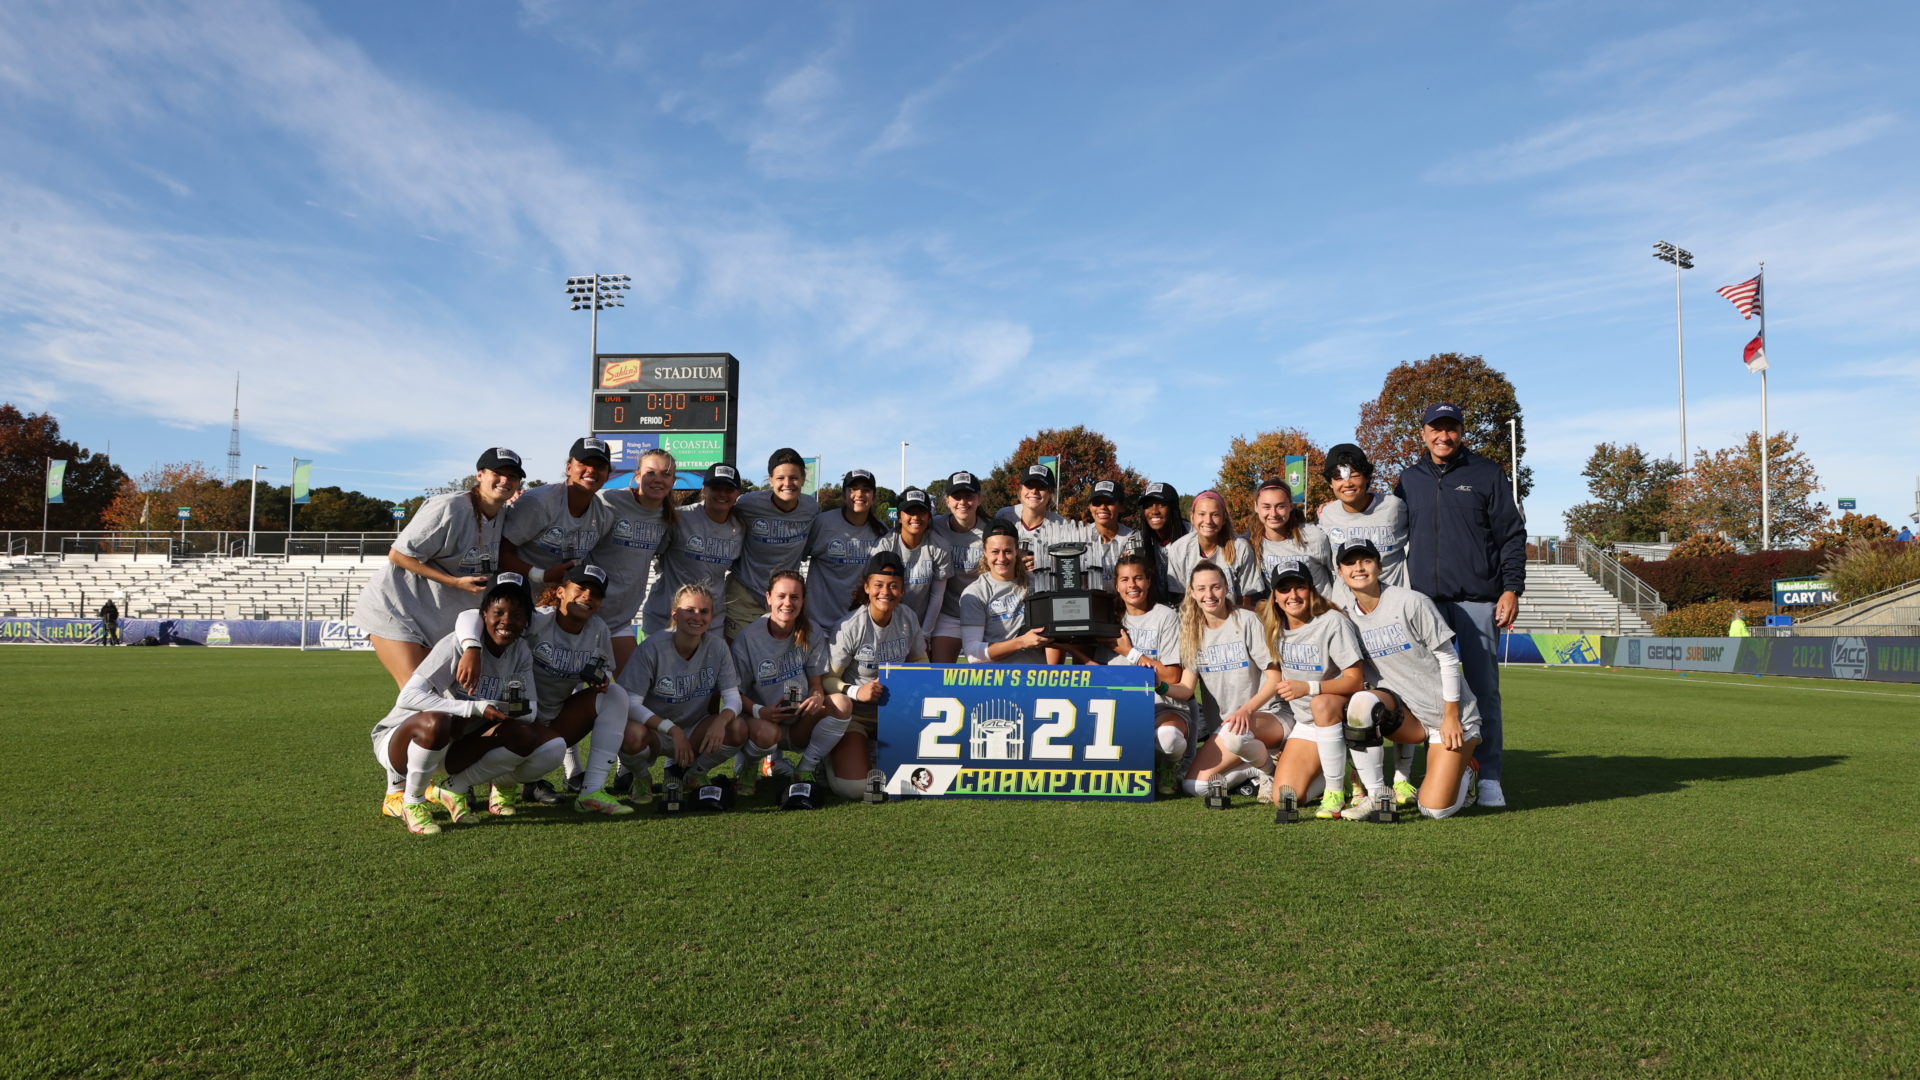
[381,791,406,818]
[734,760,760,798]
[1254,770,1276,806]
[1342,792,1385,821]
[435,786,474,825]
[1315,790,1346,820]
[487,784,521,816]
[1393,780,1419,807]
[1231,778,1260,798]
[574,789,634,816]
[523,779,566,806]
[610,766,634,797]
[1154,757,1180,797]
[402,802,440,835]
[564,772,585,796]
[1477,778,1506,809]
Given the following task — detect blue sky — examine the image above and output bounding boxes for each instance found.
[3,0,1916,532]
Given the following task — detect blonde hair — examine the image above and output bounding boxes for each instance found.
[766,569,810,652]
[1190,491,1239,565]
[637,447,678,529]
[1176,561,1230,669]
[1258,582,1334,657]
[667,582,714,632]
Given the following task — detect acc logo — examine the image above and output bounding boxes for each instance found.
[657,675,678,695]
[752,519,772,536]
[757,658,777,677]
[685,534,705,553]
[1832,637,1868,680]
[968,699,1027,760]
[855,644,878,679]
[460,545,486,570]
[613,520,635,539]
[828,538,847,557]
[534,641,558,666]
[602,359,642,387]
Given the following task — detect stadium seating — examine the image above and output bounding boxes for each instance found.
[1511,563,1655,635]
[0,554,371,621]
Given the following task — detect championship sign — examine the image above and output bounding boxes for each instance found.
[875,664,1156,801]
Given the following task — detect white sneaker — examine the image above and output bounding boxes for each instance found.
[1341,792,1385,821]
[1477,779,1507,808]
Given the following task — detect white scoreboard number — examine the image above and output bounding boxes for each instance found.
[915,696,1124,762]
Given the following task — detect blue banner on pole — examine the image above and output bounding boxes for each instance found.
[875,664,1157,800]
[45,460,67,504]
[291,459,314,505]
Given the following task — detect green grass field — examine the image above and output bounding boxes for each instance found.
[2,648,1915,1079]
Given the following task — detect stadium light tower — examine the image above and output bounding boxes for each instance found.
[566,274,630,369]
[1652,242,1694,470]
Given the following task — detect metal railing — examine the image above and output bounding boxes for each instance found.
[1789,576,1920,627]
[1524,533,1668,632]
[3,530,397,561]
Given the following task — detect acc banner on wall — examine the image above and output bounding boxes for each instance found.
[876,664,1157,801]
[1500,633,1602,665]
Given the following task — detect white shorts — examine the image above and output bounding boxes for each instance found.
[372,724,401,778]
[1376,685,1482,744]
[1288,718,1345,744]
[930,611,964,639]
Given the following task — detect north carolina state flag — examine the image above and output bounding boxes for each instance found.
[1742,334,1769,373]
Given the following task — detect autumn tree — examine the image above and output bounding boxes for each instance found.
[1212,429,1333,527]
[1809,512,1896,551]
[1562,443,1683,543]
[1354,352,1530,497]
[0,405,127,529]
[1664,431,1825,550]
[1668,533,1736,559]
[102,462,247,532]
[985,427,1149,522]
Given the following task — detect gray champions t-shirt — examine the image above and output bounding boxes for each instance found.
[616,625,740,727]
[641,503,742,633]
[590,488,669,629]
[959,573,1042,665]
[503,482,615,571]
[372,631,534,740]
[730,616,829,713]
[454,605,613,722]
[1343,584,1481,730]
[929,514,985,621]
[1317,492,1409,589]
[1101,602,1181,709]
[352,491,503,646]
[1175,608,1275,741]
[733,490,818,594]
[828,605,928,716]
[1162,532,1262,603]
[875,532,954,627]
[805,510,886,636]
[1248,524,1335,597]
[1274,608,1364,726]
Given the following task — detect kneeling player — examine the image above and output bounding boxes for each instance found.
[1259,559,1370,819]
[1335,539,1482,819]
[825,551,929,801]
[616,584,745,806]
[1099,552,1189,795]
[731,570,854,809]
[1163,562,1286,801]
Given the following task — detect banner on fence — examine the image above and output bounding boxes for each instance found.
[1500,633,1602,665]
[1603,636,1920,684]
[0,618,374,648]
[876,664,1157,800]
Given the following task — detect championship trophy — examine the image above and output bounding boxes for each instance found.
[1204,778,1231,811]
[1024,542,1121,644]
[501,680,531,719]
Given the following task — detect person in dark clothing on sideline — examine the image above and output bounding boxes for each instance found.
[1394,402,1526,809]
[98,597,120,646]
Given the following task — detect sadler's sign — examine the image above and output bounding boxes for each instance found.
[597,354,732,391]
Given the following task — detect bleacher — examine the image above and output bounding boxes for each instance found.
[0,554,374,621]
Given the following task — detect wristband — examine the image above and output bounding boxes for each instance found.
[1126,648,1142,663]
[1154,680,1169,696]
[525,562,549,582]
[656,720,677,735]
[1307,680,1322,697]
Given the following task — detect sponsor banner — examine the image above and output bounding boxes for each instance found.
[1772,577,1837,606]
[1603,636,1920,684]
[1284,455,1307,497]
[0,618,372,648]
[877,664,1156,801]
[597,354,732,391]
[602,435,661,471]
[1501,633,1602,665]
[1611,636,1742,673]
[46,460,67,504]
[291,459,314,505]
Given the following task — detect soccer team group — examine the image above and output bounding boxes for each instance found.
[354,402,1528,835]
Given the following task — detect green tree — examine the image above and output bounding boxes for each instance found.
[1213,429,1333,528]
[1665,431,1825,550]
[0,404,127,530]
[1354,352,1530,497]
[1563,443,1683,543]
[102,462,246,532]
[984,427,1149,522]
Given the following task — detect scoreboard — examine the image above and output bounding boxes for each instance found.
[590,353,740,489]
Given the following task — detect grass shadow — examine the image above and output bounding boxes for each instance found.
[1498,748,1847,811]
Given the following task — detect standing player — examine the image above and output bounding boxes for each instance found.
[1162,491,1260,605]
[371,574,560,836]
[1315,443,1407,588]
[1100,552,1188,795]
[1162,562,1285,800]
[927,470,987,662]
[1259,559,1370,820]
[1334,538,1484,820]
[590,447,675,674]
[1081,480,1138,592]
[1137,481,1189,604]
[501,437,616,585]
[961,520,1050,665]
[803,469,889,637]
[728,448,818,638]
[824,551,929,801]
[730,570,853,809]
[617,583,745,795]
[995,463,1083,593]
[876,488,954,628]
[641,464,744,637]
[1245,478,1333,596]
[354,447,524,688]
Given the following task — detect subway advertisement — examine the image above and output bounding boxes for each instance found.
[1604,636,1920,684]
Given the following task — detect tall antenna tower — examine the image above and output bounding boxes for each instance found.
[226,373,242,485]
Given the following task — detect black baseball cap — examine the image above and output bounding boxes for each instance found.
[864,550,907,578]
[946,470,981,495]
[899,488,932,513]
[1268,558,1313,589]
[984,518,1019,541]
[1336,538,1382,564]
[704,463,742,488]
[768,447,805,473]
[570,437,612,465]
[1421,403,1464,427]
[843,468,877,490]
[476,447,525,478]
[1140,481,1179,506]
[1090,480,1121,503]
[1021,463,1056,489]
[482,572,534,612]
[1322,443,1373,480]
[563,564,609,596]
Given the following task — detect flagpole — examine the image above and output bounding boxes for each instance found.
[288,455,297,553]
[42,457,51,554]
[1758,263,1769,551]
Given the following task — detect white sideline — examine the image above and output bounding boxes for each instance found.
[1538,665,1920,701]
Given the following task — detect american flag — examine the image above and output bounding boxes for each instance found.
[1717,275,1762,319]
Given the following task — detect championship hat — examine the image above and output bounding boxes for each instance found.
[946,470,982,495]
[704,463,742,488]
[1140,481,1179,506]
[1021,463,1056,489]
[476,447,525,478]
[1090,480,1121,503]
[570,437,612,465]
[563,564,609,596]
[899,488,933,513]
[1336,538,1382,564]
[1322,443,1373,480]
[843,468,877,489]
[1268,558,1313,590]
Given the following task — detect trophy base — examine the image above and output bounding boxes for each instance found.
[1025,589,1121,644]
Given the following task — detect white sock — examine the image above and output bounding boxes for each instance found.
[384,767,405,795]
[562,743,583,781]
[1395,743,1417,785]
[509,737,567,783]
[580,692,629,794]
[442,747,519,794]
[691,744,740,776]
[1314,734,1346,797]
[1420,767,1476,820]
[1349,745,1389,799]
[1155,725,1188,760]
[404,741,446,804]
[798,716,850,773]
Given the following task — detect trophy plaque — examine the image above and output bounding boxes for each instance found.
[1024,542,1121,644]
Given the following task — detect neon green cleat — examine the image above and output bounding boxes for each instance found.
[402,802,440,835]
[435,786,474,825]
[1154,757,1180,797]
[1393,780,1418,807]
[734,760,760,798]
[575,789,635,816]
[487,784,521,816]
[1315,790,1346,820]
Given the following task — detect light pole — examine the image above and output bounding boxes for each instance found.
[248,464,269,557]
[567,274,629,426]
[1507,417,1520,509]
[900,442,909,493]
[1652,242,1694,469]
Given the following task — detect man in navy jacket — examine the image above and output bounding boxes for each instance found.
[1394,402,1526,808]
